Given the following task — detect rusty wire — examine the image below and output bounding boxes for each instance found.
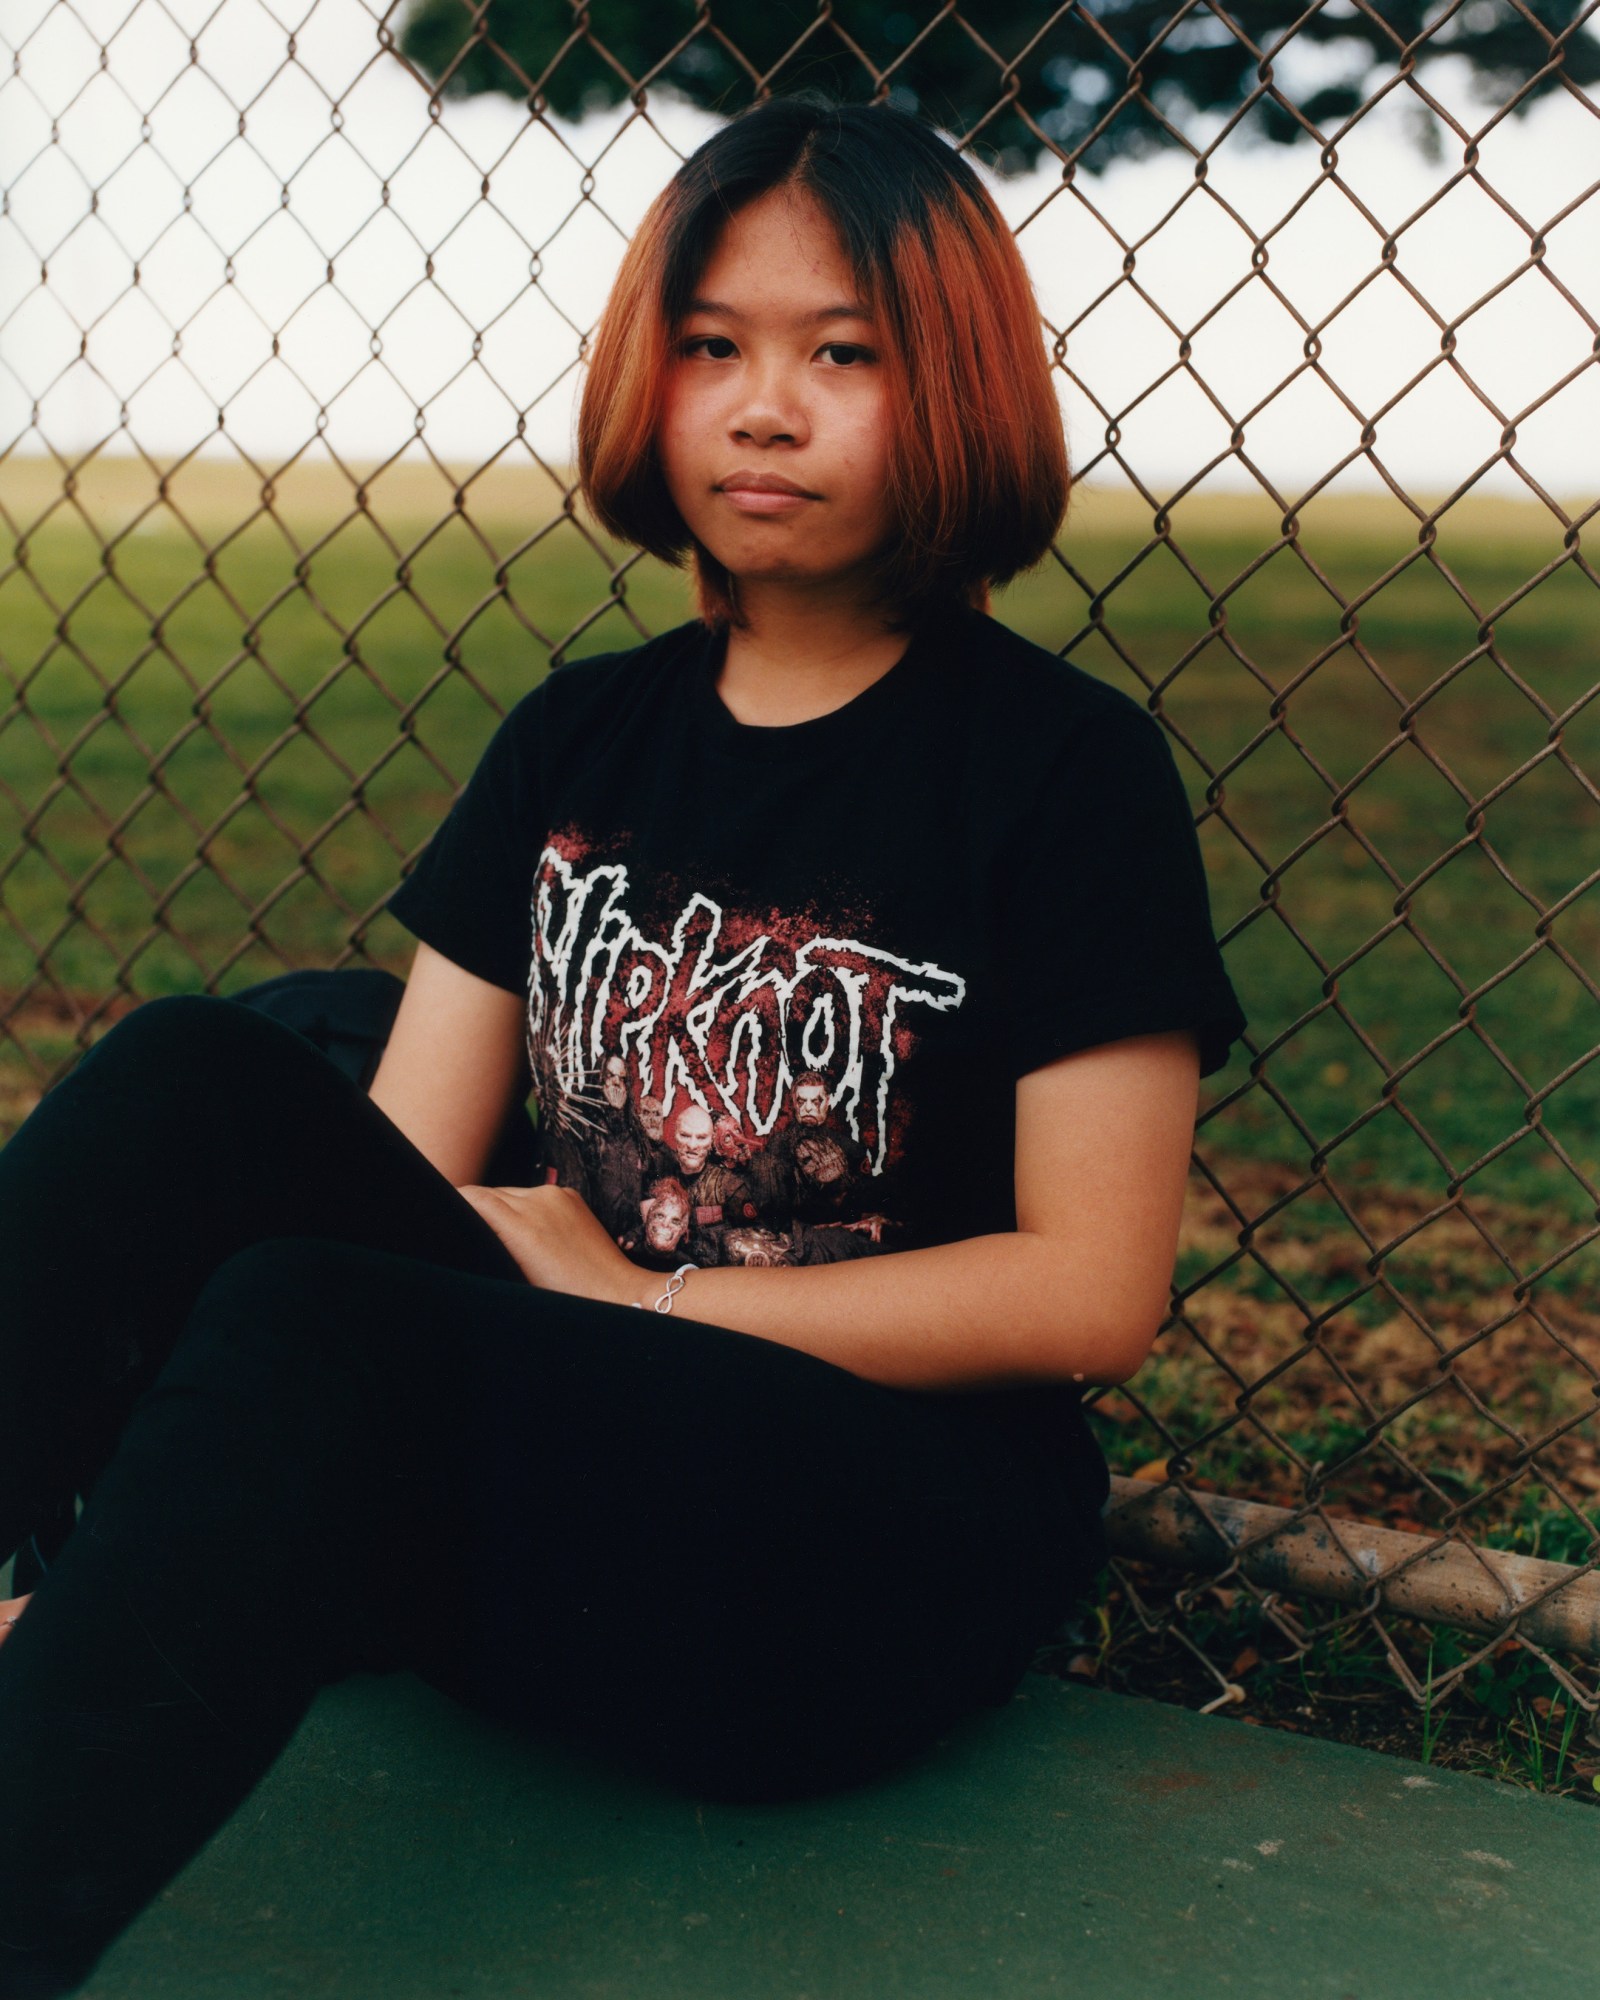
[2,0,1599,1750]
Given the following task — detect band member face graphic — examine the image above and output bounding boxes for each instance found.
[793,1133,848,1185]
[601,1054,628,1110]
[670,1103,716,1176]
[713,1113,752,1164]
[721,1225,795,1267]
[639,1094,665,1143]
[642,1180,691,1253]
[792,1078,829,1127]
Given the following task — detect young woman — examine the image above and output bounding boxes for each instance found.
[0,95,1244,1996]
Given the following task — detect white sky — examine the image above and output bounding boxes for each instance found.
[2,0,1597,508]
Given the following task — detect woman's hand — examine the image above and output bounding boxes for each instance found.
[457,1182,643,1308]
[0,1595,31,1648]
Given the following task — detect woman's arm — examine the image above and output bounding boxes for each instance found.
[466,1029,1200,1391]
[367,941,529,1188]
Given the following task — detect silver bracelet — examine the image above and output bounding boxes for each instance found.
[630,1262,697,1314]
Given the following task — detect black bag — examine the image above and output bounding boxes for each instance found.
[228,965,406,1090]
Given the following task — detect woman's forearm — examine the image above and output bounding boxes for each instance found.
[615,1231,1159,1392]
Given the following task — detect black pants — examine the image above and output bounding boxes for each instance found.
[0,995,1108,1995]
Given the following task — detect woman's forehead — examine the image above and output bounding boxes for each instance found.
[690,189,867,309]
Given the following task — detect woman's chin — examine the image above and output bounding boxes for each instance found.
[716,553,877,598]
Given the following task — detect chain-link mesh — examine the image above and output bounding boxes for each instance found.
[3,0,1599,1752]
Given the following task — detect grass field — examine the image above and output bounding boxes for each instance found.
[4,449,1599,1568]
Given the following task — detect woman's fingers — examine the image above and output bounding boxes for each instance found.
[0,1594,32,1646]
[453,1183,637,1303]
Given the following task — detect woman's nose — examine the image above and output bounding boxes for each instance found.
[730,362,809,445]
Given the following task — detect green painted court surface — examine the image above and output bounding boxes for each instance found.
[77,1669,1596,1998]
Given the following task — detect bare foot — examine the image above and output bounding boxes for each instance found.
[0,1593,32,1646]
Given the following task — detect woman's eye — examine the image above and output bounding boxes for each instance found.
[678,336,873,365]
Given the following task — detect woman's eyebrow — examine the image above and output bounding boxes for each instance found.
[685,297,874,325]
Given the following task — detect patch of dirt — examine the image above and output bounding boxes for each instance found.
[1099,1154,1600,1557]
[1038,1562,1600,1807]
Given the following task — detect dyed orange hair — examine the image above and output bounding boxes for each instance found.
[577,95,1069,632]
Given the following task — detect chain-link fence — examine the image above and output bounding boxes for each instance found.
[3,0,1599,1764]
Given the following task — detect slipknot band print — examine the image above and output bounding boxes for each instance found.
[526,831,967,1270]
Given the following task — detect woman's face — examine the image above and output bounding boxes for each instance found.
[657,185,895,604]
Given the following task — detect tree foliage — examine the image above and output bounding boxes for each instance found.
[396,0,1598,174]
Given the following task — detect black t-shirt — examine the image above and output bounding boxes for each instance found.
[386,605,1245,1482]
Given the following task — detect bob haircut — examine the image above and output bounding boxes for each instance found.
[577,94,1070,632]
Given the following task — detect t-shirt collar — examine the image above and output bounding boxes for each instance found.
[684,612,961,763]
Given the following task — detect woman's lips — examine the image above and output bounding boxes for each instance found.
[716,470,820,515]
[718,488,817,515]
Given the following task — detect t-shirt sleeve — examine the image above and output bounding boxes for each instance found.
[997,702,1246,1081]
[384,686,545,996]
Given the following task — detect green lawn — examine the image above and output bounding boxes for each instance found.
[3,454,1598,1236]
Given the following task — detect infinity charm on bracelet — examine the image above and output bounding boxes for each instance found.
[630,1263,698,1314]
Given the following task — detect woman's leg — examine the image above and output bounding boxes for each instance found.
[0,992,520,1567]
[0,1232,1104,1994]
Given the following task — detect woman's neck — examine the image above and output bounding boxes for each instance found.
[714,588,913,730]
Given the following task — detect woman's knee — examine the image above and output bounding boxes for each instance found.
[62,996,359,1160]
[75,993,291,1096]
[96,991,233,1054]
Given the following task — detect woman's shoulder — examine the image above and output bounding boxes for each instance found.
[502,619,707,766]
[942,606,1161,756]
[541,619,705,712]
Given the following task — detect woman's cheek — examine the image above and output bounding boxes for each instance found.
[655,390,701,503]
